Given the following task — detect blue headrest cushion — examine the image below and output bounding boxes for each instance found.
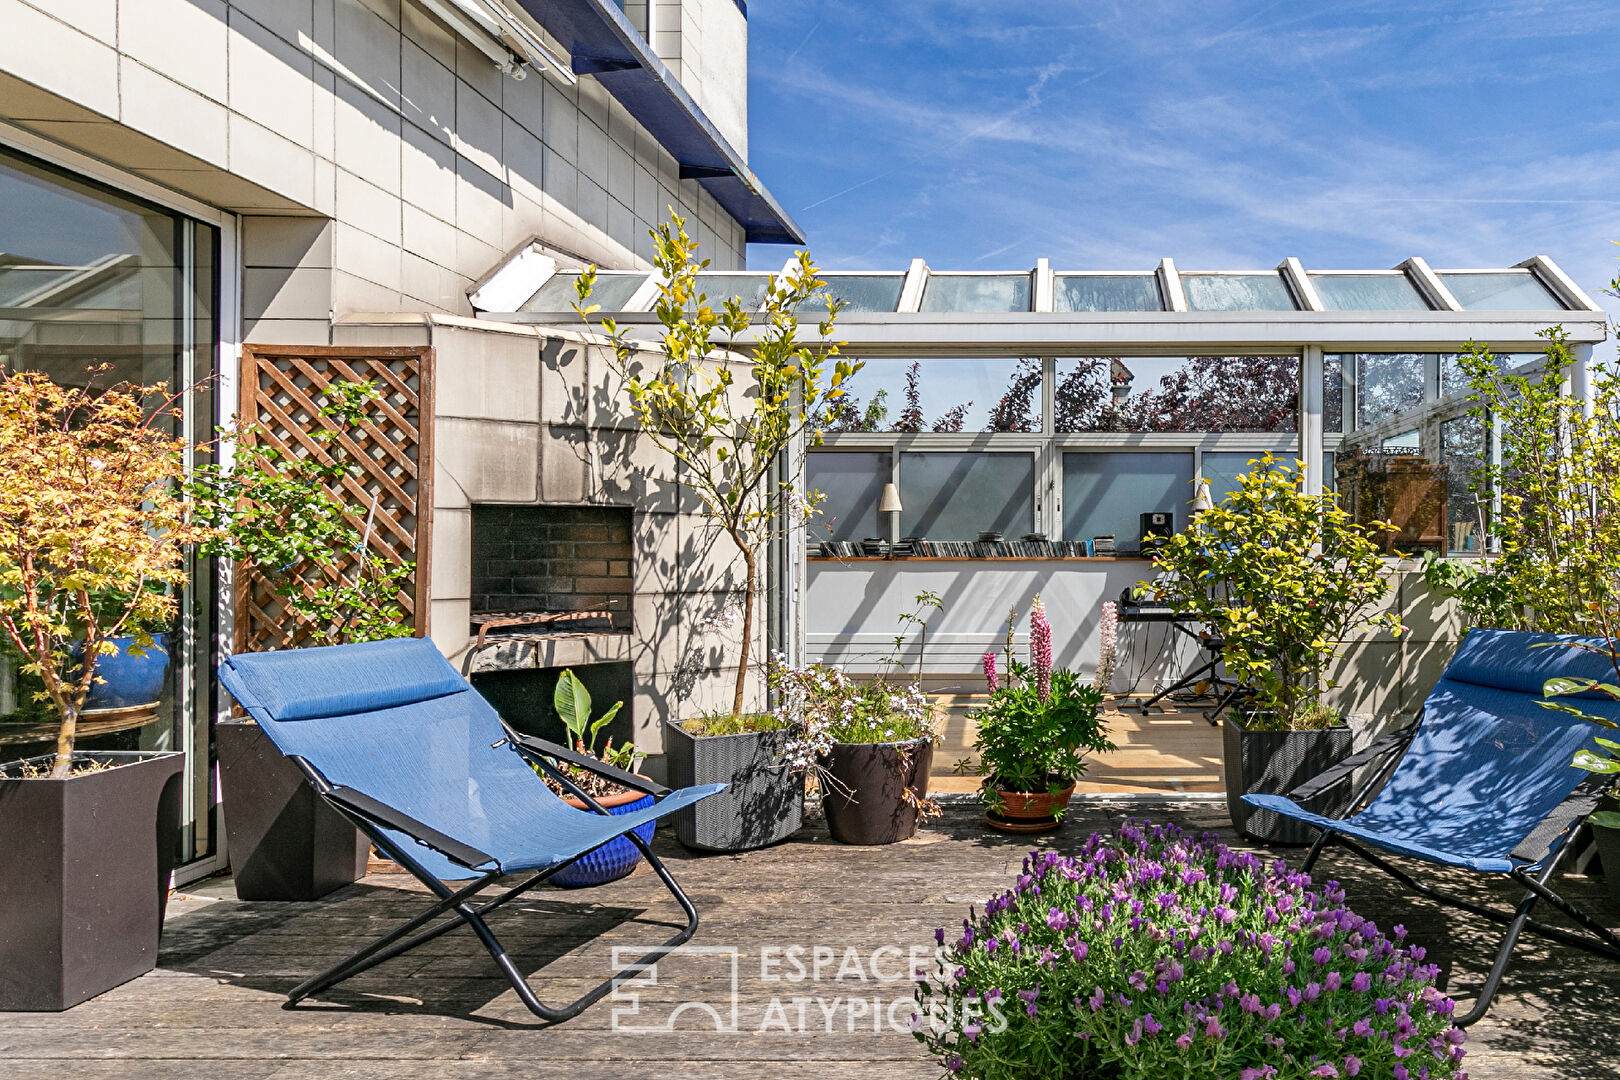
[222,638,468,721]
[1441,628,1620,698]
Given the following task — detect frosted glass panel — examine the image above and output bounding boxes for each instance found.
[1054,275,1162,312]
[695,273,773,310]
[1311,273,1429,311]
[525,272,646,311]
[1200,452,1267,505]
[799,275,905,313]
[1182,273,1296,311]
[1062,452,1194,551]
[919,274,1032,312]
[806,451,891,542]
[898,452,1034,539]
[1439,272,1563,311]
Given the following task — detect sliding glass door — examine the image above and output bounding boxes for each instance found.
[0,143,220,868]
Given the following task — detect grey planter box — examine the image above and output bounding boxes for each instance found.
[218,720,369,901]
[1223,716,1356,846]
[664,723,803,852]
[0,751,183,1011]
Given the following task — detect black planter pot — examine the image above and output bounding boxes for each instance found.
[0,750,184,1011]
[819,738,935,846]
[217,720,369,901]
[664,722,804,852]
[1222,715,1355,846]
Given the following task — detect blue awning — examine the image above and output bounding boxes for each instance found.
[514,0,804,245]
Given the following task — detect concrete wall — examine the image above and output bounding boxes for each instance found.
[0,0,749,344]
[335,313,764,754]
[806,560,1461,728]
[651,0,748,158]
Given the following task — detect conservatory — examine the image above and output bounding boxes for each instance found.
[471,251,1609,721]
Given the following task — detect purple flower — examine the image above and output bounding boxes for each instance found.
[1143,1013,1162,1035]
[1241,1069,1279,1080]
[1351,972,1372,993]
[1089,986,1105,1012]
[1175,1032,1194,1050]
[1030,596,1053,702]
[1125,1019,1142,1046]
[1313,946,1332,965]
[1046,908,1069,932]
[1343,1056,1362,1077]
[1352,1019,1373,1038]
[982,651,999,693]
[1309,1066,1339,1078]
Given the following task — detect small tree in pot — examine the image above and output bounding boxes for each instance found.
[961,598,1113,832]
[192,379,415,901]
[1150,455,1403,844]
[575,214,859,851]
[0,370,209,1009]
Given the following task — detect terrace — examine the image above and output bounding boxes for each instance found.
[4,803,1612,1080]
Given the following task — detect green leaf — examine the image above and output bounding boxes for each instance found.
[1543,676,1599,698]
[553,669,591,741]
[1571,748,1620,773]
[1589,811,1620,830]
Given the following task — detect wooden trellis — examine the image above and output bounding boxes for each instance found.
[234,345,435,651]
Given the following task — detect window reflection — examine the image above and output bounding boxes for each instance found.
[1054,356,1298,433]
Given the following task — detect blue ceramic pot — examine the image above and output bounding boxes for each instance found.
[80,634,171,712]
[549,785,655,888]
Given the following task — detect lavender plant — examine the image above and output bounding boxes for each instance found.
[915,821,1468,1080]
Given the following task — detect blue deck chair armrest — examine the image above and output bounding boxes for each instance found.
[1509,774,1617,867]
[286,755,498,872]
[507,733,672,798]
[1288,725,1417,804]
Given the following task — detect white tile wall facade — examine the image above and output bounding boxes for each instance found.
[0,0,752,345]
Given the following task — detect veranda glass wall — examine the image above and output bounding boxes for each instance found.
[0,144,219,867]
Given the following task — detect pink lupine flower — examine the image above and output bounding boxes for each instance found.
[1030,595,1052,702]
[982,651,999,693]
[1093,600,1118,693]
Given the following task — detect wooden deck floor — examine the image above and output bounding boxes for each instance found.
[3,803,1614,1079]
[932,695,1225,794]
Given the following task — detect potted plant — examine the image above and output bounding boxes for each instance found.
[664,710,801,852]
[574,216,858,839]
[1151,454,1403,845]
[0,370,208,1010]
[540,669,652,887]
[194,379,414,901]
[961,597,1113,833]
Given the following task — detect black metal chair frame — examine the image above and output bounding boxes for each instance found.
[280,726,699,1024]
[1290,726,1620,1027]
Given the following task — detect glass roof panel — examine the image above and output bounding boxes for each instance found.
[522,271,646,312]
[1182,272,1297,311]
[1053,274,1163,312]
[695,272,773,310]
[1310,273,1429,311]
[919,274,1031,312]
[1438,271,1564,311]
[798,274,905,313]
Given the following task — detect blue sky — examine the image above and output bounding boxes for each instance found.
[743,0,1620,306]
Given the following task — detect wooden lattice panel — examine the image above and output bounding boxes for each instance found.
[235,345,435,651]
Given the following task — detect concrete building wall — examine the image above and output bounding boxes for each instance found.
[0,0,750,346]
[650,0,747,158]
[334,313,765,755]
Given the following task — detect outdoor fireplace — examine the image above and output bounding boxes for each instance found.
[469,504,633,635]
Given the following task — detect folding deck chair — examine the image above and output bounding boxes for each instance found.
[219,637,727,1023]
[1244,628,1620,1026]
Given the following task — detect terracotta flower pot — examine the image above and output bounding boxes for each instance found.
[550,776,658,887]
[986,778,1077,833]
[819,738,934,846]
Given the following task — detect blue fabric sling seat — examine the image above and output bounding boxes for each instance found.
[221,637,724,881]
[1244,629,1620,873]
[218,637,731,1024]
[1242,628,1620,1027]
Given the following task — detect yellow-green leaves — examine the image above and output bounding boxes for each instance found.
[0,370,216,776]
[573,213,861,719]
[1147,454,1401,729]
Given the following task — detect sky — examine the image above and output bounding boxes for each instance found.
[742,0,1620,311]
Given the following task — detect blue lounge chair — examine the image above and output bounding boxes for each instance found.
[1245,628,1620,1026]
[219,637,726,1023]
